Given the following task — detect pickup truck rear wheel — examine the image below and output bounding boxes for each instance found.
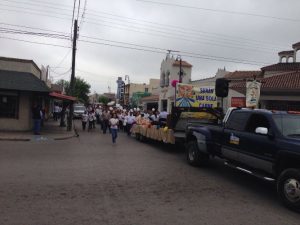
[277,168,300,212]
[186,141,209,166]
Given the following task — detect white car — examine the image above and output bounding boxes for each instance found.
[73,105,86,119]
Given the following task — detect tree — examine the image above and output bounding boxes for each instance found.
[99,95,109,105]
[55,77,91,104]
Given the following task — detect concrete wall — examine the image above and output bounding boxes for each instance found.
[0,92,32,131]
[0,59,41,78]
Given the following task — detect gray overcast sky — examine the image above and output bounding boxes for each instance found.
[0,0,300,94]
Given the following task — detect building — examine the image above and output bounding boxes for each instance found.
[89,92,100,104]
[116,77,125,104]
[227,41,300,111]
[158,54,192,112]
[124,78,160,107]
[0,57,50,131]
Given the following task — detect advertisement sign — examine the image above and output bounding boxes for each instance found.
[246,81,261,108]
[231,97,246,107]
[176,83,217,108]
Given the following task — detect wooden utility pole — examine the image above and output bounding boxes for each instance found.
[67,19,78,131]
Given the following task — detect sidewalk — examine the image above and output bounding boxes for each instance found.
[0,120,78,141]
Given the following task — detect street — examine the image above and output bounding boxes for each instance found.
[0,125,300,225]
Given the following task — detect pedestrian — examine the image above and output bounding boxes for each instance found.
[125,111,136,136]
[109,113,119,144]
[82,110,88,131]
[88,111,94,131]
[101,109,111,134]
[32,103,42,135]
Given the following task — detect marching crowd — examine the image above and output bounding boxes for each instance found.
[81,105,169,144]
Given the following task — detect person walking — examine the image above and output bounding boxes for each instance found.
[82,110,88,131]
[101,109,110,134]
[125,111,135,136]
[109,113,119,144]
[32,103,42,135]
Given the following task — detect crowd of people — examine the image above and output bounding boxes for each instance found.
[81,105,169,144]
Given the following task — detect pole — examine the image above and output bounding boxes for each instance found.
[179,57,182,83]
[67,19,78,131]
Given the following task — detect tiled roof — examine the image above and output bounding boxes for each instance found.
[140,95,159,102]
[278,50,294,55]
[230,71,300,93]
[0,70,49,92]
[292,42,300,49]
[261,63,300,72]
[172,60,192,68]
[224,71,261,79]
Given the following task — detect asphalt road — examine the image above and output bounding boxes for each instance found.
[0,124,300,225]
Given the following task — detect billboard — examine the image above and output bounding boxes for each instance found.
[175,83,217,108]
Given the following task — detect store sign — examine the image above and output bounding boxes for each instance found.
[231,97,246,107]
[246,81,261,108]
[176,83,217,108]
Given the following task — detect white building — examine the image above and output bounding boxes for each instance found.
[158,54,192,112]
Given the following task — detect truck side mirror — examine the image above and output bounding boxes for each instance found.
[255,127,268,135]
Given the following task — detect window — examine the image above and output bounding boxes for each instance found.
[145,88,149,93]
[0,91,19,118]
[226,111,250,131]
[245,114,270,133]
[273,114,300,137]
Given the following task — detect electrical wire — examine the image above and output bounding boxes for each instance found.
[0,1,287,52]
[0,35,71,48]
[136,0,300,22]
[0,0,287,49]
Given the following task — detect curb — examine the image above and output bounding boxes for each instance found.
[0,138,30,142]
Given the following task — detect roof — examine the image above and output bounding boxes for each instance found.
[230,71,300,93]
[0,70,49,92]
[261,63,300,72]
[140,95,159,102]
[0,56,41,73]
[292,42,300,49]
[224,71,261,80]
[49,92,76,101]
[278,50,294,55]
[172,60,193,68]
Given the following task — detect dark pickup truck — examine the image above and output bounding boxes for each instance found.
[185,108,300,211]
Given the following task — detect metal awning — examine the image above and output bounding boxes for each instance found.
[49,92,76,101]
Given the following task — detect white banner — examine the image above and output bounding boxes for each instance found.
[246,81,261,108]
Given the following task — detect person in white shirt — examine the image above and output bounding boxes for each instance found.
[109,113,119,143]
[81,111,88,131]
[125,112,136,136]
[159,109,169,125]
[53,104,59,121]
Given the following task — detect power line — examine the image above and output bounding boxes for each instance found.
[0,35,71,48]
[1,0,287,49]
[136,0,300,22]
[78,39,268,66]
[0,1,285,52]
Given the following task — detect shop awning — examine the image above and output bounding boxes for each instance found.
[49,92,76,101]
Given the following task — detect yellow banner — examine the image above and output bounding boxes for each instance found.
[176,83,217,108]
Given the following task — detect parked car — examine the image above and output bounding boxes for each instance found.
[185,108,300,211]
[73,104,86,119]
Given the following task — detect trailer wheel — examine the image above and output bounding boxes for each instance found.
[277,168,300,212]
[186,141,209,166]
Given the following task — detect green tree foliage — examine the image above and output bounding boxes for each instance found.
[98,95,109,105]
[55,77,91,104]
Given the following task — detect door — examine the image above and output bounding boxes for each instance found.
[238,113,277,174]
[222,111,250,162]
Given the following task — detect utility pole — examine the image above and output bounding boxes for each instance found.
[67,19,78,131]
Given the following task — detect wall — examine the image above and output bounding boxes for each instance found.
[0,59,41,78]
[0,92,32,131]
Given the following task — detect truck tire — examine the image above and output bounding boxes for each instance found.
[277,168,300,212]
[186,141,209,166]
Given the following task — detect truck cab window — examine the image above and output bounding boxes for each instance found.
[226,112,250,131]
[245,114,270,133]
